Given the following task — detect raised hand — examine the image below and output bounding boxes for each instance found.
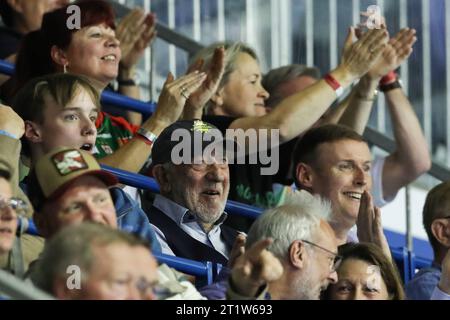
[230,238,283,298]
[228,233,247,269]
[340,27,388,80]
[150,71,207,127]
[116,9,157,71]
[183,47,226,119]
[367,28,417,80]
[357,190,392,260]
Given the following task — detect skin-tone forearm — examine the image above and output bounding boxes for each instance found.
[338,75,380,134]
[381,88,431,199]
[98,118,167,172]
[319,92,352,125]
[118,67,143,126]
[229,65,361,143]
[181,101,203,120]
[230,28,388,144]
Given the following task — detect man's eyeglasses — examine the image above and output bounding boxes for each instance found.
[0,197,28,217]
[301,239,343,272]
[109,276,169,300]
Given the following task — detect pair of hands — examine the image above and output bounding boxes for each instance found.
[116,9,157,71]
[150,47,226,127]
[339,22,416,82]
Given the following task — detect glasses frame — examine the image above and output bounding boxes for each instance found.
[0,197,28,217]
[301,239,343,272]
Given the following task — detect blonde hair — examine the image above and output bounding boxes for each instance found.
[190,41,259,113]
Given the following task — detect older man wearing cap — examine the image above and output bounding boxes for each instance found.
[27,147,161,253]
[149,119,240,265]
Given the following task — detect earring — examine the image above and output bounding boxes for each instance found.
[63,64,68,74]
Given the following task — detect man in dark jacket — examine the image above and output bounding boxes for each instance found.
[149,120,240,265]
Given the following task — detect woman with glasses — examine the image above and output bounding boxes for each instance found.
[322,242,405,300]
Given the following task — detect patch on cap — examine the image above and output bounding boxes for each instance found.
[192,120,214,133]
[51,150,88,176]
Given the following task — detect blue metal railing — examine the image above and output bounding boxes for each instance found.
[0,59,13,75]
[391,247,413,283]
[17,217,39,236]
[101,164,263,220]
[0,60,156,115]
[153,253,213,285]
[18,218,215,284]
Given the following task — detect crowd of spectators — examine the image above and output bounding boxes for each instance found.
[0,0,448,301]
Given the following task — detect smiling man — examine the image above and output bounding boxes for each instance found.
[245,190,339,300]
[293,124,372,245]
[149,120,240,265]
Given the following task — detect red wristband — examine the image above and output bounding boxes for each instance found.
[379,71,397,85]
[324,73,344,98]
[134,133,153,146]
[135,127,158,146]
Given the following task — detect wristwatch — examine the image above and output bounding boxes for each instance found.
[379,79,403,92]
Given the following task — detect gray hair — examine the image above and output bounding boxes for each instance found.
[262,64,321,108]
[246,190,332,260]
[190,41,259,113]
[30,223,149,294]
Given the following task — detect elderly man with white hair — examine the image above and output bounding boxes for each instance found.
[245,190,339,300]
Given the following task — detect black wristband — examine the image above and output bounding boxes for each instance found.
[118,79,136,86]
[379,79,402,92]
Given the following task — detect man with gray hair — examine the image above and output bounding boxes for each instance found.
[245,190,339,300]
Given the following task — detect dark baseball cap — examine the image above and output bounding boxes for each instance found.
[151,120,235,166]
